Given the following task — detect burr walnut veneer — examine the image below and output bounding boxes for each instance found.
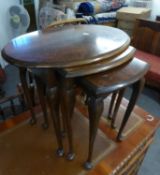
[2,24,137,166]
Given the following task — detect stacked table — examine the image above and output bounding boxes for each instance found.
[1,24,151,171]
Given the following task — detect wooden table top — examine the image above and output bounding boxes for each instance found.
[2,25,130,68]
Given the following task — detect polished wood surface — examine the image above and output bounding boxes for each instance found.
[132,18,160,56]
[79,58,149,95]
[2,25,130,68]
[132,18,160,89]
[79,98,160,175]
[1,24,133,165]
[78,58,149,168]
[60,46,135,78]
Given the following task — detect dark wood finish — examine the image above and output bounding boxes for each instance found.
[23,0,37,32]
[79,58,149,96]
[1,25,130,68]
[111,89,125,129]
[34,76,49,129]
[19,68,37,125]
[1,24,132,162]
[78,98,160,175]
[84,96,104,169]
[132,18,160,56]
[60,46,135,78]
[132,18,160,89]
[78,58,149,168]
[29,20,89,158]
[59,77,76,160]
[116,78,145,141]
[47,86,64,156]
[32,68,65,154]
[19,69,50,127]
[0,98,160,175]
[107,92,117,120]
[58,46,135,161]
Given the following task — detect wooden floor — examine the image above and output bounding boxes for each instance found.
[0,97,159,175]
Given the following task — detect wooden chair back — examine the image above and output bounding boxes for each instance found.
[43,18,88,32]
[132,18,160,56]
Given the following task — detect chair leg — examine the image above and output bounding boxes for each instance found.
[116,78,145,141]
[35,77,49,129]
[19,68,36,125]
[111,88,125,129]
[47,87,64,157]
[84,96,104,170]
[10,99,16,116]
[0,106,5,120]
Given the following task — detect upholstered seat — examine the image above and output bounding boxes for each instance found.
[132,18,160,89]
[135,50,160,87]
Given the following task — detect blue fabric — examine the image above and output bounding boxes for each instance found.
[78,2,94,16]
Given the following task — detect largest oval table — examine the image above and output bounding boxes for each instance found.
[2,24,134,162]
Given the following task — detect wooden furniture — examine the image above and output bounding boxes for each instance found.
[28,18,86,130]
[44,18,87,32]
[1,24,135,164]
[0,92,25,120]
[0,98,159,175]
[117,7,150,36]
[75,58,149,169]
[1,24,131,160]
[81,98,160,175]
[0,66,6,98]
[17,69,47,127]
[132,18,160,89]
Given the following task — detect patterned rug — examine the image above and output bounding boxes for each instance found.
[0,109,116,175]
[102,98,144,138]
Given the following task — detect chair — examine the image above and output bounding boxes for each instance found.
[78,58,149,169]
[43,18,87,32]
[132,18,160,89]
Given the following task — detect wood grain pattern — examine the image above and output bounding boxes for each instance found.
[60,46,135,78]
[77,98,160,175]
[2,25,130,68]
[132,18,160,56]
[78,58,149,96]
[77,58,149,167]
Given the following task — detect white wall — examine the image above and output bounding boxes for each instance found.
[127,0,160,19]
[0,0,20,68]
[151,0,160,18]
